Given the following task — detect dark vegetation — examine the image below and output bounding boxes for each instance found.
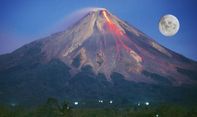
[177,67,197,80]
[0,98,197,117]
[0,54,197,116]
[142,70,172,85]
[1,60,197,106]
[72,54,81,68]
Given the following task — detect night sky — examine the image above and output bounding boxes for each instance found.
[0,0,197,60]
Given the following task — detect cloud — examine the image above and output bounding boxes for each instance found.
[50,7,105,33]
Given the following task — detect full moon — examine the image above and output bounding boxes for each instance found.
[159,14,180,37]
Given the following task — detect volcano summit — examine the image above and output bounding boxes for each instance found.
[0,8,197,106]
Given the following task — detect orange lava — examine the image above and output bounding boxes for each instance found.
[102,10,111,23]
[102,10,142,62]
[102,10,123,36]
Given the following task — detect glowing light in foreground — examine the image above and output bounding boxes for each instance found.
[109,100,113,104]
[145,102,149,106]
[74,101,78,105]
[99,100,103,103]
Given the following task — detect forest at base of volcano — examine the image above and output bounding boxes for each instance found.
[1,59,197,107]
[0,97,197,117]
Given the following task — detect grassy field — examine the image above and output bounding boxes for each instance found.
[0,98,197,117]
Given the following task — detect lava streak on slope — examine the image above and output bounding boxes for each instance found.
[102,10,111,23]
[101,10,142,62]
[102,10,123,36]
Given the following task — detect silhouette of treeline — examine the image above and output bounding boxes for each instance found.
[0,98,197,117]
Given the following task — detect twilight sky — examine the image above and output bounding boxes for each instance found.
[0,0,197,60]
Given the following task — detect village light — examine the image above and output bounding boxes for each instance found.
[74,101,78,105]
[145,102,149,106]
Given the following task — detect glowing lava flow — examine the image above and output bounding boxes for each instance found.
[102,10,123,36]
[102,10,111,23]
[102,10,142,62]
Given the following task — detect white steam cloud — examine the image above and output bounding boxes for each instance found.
[51,7,105,33]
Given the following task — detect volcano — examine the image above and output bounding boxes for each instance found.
[0,8,197,106]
